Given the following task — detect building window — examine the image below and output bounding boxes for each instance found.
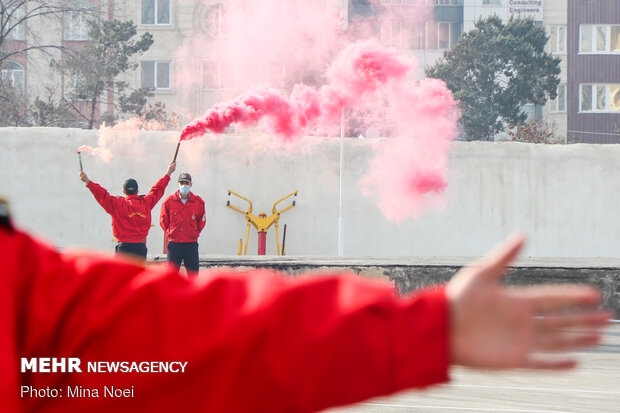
[433,0,459,4]
[483,0,501,5]
[580,25,620,53]
[381,1,423,5]
[202,60,235,90]
[201,4,225,37]
[1,61,25,93]
[381,19,403,47]
[64,11,91,41]
[579,84,620,112]
[426,21,453,49]
[550,84,566,113]
[141,61,171,90]
[6,6,25,40]
[141,0,170,25]
[549,25,566,54]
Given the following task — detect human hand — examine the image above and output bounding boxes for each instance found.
[167,162,176,176]
[79,171,90,185]
[447,234,610,370]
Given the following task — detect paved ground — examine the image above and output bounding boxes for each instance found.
[325,324,620,413]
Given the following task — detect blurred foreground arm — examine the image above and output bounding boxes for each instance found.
[1,226,610,413]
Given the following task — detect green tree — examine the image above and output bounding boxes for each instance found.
[53,18,153,129]
[426,16,561,141]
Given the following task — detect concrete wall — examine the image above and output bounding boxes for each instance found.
[188,256,620,317]
[2,127,620,258]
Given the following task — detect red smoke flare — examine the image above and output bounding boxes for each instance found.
[180,40,410,142]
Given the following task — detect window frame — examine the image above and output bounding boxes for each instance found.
[64,9,91,41]
[579,84,620,113]
[549,84,566,113]
[141,60,172,91]
[141,0,171,26]
[380,18,403,47]
[579,24,620,54]
[201,59,236,90]
[426,21,453,50]
[6,6,25,41]
[1,61,25,93]
[549,25,567,55]
[201,3,224,37]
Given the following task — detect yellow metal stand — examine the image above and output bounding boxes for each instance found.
[226,190,298,255]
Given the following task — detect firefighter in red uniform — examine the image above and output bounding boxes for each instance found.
[79,162,176,259]
[0,198,610,413]
[160,172,206,276]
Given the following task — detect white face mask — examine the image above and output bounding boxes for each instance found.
[179,185,190,195]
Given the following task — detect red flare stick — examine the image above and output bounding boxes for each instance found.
[172,142,180,163]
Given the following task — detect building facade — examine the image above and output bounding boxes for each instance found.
[3,0,620,142]
[567,0,620,143]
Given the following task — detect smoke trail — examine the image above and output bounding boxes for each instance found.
[180,39,411,142]
[78,118,156,163]
[180,37,458,220]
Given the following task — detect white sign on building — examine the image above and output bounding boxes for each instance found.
[508,0,543,21]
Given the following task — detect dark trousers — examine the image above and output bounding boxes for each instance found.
[116,242,148,259]
[167,242,199,276]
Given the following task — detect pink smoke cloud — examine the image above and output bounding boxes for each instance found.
[360,78,459,222]
[78,117,167,163]
[181,39,412,142]
[174,1,456,221]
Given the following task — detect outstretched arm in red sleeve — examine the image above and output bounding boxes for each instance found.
[81,177,126,216]
[2,227,610,413]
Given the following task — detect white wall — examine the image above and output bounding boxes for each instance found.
[2,127,620,258]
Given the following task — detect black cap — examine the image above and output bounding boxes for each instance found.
[123,178,138,194]
[0,195,12,230]
[178,173,192,183]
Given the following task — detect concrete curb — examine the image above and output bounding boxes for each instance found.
[150,255,620,318]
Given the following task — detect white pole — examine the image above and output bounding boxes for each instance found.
[338,110,344,257]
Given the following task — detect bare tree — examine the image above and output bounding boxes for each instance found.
[52,18,153,129]
[507,120,562,144]
[0,1,97,66]
[0,77,29,125]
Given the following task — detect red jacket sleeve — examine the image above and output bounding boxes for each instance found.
[196,198,206,234]
[144,175,171,210]
[159,196,170,233]
[86,181,125,215]
[2,226,449,413]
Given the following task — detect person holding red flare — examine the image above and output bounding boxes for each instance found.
[79,162,176,259]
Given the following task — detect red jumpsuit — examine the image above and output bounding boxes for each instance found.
[86,175,170,243]
[0,225,450,413]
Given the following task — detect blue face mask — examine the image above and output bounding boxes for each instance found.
[179,185,190,196]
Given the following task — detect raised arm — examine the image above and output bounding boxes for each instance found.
[145,162,175,209]
[80,171,124,215]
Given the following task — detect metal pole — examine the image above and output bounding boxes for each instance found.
[338,110,344,257]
